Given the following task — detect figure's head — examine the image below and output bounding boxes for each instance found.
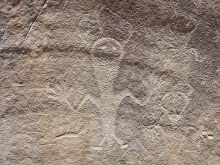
[91,38,122,59]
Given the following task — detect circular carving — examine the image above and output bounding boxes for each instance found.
[161,92,187,114]
[91,38,122,58]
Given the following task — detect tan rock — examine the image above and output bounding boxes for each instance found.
[0,0,219,164]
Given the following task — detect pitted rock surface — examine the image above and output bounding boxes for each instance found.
[0,0,220,164]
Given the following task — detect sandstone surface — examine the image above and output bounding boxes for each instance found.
[0,0,220,164]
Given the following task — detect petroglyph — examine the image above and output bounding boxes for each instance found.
[77,11,103,48]
[161,84,193,122]
[69,36,155,150]
[180,104,220,164]
[47,84,74,111]
[161,92,188,114]
[202,131,215,140]
[55,129,87,140]
[81,37,127,148]
[174,84,194,96]
[91,38,122,58]
[1,0,220,164]
[115,96,167,163]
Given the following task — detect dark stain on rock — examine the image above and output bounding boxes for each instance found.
[97,0,173,29]
[115,96,163,141]
[188,24,220,102]
[99,7,131,43]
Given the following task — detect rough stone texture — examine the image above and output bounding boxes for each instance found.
[0,0,220,164]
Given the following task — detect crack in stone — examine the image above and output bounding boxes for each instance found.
[20,0,48,47]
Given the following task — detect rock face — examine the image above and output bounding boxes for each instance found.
[0,0,220,164]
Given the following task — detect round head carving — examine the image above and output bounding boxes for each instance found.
[91,38,122,59]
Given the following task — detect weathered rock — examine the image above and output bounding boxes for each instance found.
[0,0,220,164]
